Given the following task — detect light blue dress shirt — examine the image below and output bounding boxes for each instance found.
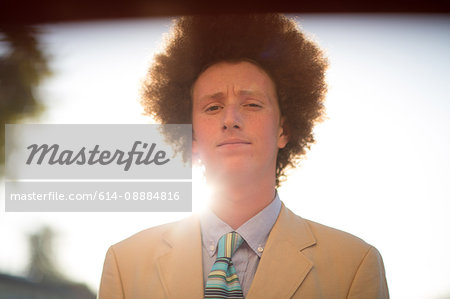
[200,192,282,297]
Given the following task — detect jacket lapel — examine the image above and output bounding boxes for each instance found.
[156,216,204,299]
[247,204,316,299]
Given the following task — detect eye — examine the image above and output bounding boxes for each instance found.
[244,102,263,109]
[205,105,222,112]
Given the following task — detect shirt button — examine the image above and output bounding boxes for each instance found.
[257,246,264,253]
[209,245,215,251]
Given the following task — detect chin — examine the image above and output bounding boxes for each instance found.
[206,163,254,183]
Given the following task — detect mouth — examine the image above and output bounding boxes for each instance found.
[217,139,251,147]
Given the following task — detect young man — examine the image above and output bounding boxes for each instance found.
[99,14,389,298]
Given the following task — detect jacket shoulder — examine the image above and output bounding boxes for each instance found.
[282,210,388,297]
[303,218,371,251]
[280,205,372,253]
[111,216,196,257]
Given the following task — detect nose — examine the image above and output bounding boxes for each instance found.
[222,104,242,131]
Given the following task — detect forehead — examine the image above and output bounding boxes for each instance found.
[192,61,277,100]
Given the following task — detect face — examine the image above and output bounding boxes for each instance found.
[192,61,288,184]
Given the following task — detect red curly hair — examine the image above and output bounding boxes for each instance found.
[141,14,328,186]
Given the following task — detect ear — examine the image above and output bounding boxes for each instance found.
[192,135,198,155]
[192,134,202,165]
[277,117,289,149]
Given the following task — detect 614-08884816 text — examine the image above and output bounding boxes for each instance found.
[102,191,180,201]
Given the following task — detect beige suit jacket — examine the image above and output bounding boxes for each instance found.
[99,204,389,298]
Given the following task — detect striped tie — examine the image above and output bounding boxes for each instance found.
[204,232,245,299]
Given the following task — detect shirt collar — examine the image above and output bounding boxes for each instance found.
[200,191,282,258]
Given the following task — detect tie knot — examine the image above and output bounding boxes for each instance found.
[217,232,244,258]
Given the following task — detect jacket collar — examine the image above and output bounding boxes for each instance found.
[246,203,316,298]
[156,215,204,298]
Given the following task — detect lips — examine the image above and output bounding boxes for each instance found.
[217,138,251,147]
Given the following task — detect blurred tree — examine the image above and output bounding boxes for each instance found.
[0,25,50,175]
[26,226,67,284]
[0,226,95,297]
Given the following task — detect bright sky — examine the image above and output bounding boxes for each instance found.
[1,15,449,299]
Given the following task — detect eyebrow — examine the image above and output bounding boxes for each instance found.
[240,90,266,98]
[200,90,268,102]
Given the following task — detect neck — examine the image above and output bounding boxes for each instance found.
[208,175,277,230]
